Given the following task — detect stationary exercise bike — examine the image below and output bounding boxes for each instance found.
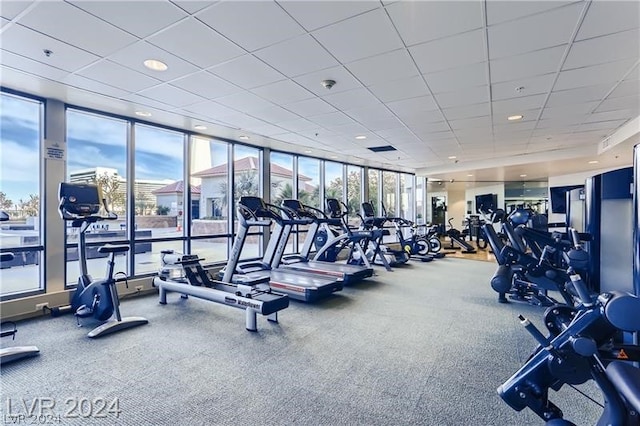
[0,211,40,365]
[59,183,148,338]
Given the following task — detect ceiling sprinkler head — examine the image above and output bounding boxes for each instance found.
[321,79,336,89]
[43,49,53,57]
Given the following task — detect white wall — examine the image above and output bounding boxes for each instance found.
[448,189,467,229]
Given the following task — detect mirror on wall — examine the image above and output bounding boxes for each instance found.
[504,181,548,214]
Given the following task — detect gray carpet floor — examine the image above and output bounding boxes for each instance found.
[1,258,602,425]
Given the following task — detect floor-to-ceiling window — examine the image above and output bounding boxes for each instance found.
[133,124,185,275]
[270,151,294,254]
[0,93,42,297]
[368,169,379,215]
[190,136,229,263]
[400,173,414,220]
[347,165,362,223]
[324,161,343,204]
[382,171,398,216]
[416,177,425,224]
[66,109,130,285]
[297,157,320,208]
[233,145,261,259]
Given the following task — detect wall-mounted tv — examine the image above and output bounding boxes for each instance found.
[550,185,583,213]
[475,193,498,213]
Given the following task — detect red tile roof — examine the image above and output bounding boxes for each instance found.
[152,180,201,195]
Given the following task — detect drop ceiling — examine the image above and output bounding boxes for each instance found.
[1,0,638,181]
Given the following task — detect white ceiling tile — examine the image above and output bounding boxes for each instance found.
[70,1,188,38]
[107,41,200,81]
[254,34,339,78]
[564,29,640,70]
[345,104,394,123]
[285,97,337,117]
[276,118,321,132]
[410,30,485,74]
[441,103,491,120]
[19,2,138,56]
[398,109,446,127]
[328,122,370,137]
[196,1,305,52]
[137,84,206,108]
[0,49,70,81]
[278,0,379,31]
[0,1,33,19]
[250,105,300,123]
[0,17,8,29]
[183,101,239,119]
[546,84,612,107]
[368,75,429,103]
[608,79,640,99]
[216,91,274,113]
[293,66,364,95]
[492,74,555,101]
[307,111,354,127]
[424,62,487,94]
[171,1,217,14]
[541,101,600,119]
[366,118,406,132]
[433,85,488,108]
[147,18,244,68]
[595,95,640,113]
[243,122,286,137]
[584,109,638,123]
[251,79,314,105]
[313,9,404,63]
[171,71,241,100]
[492,120,537,133]
[375,127,415,140]
[576,119,629,132]
[576,0,640,41]
[410,121,452,134]
[492,93,546,115]
[387,1,483,46]
[387,95,439,116]
[556,58,637,90]
[208,55,285,89]
[449,116,492,130]
[122,93,174,110]
[486,1,574,26]
[322,88,380,110]
[488,3,583,59]
[490,46,566,83]
[346,49,419,87]
[78,60,161,93]
[63,74,130,99]
[2,24,100,73]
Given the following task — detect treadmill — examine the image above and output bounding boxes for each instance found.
[277,199,373,284]
[220,197,343,302]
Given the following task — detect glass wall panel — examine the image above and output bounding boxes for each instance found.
[190,137,229,239]
[400,173,414,220]
[66,109,129,284]
[347,165,362,221]
[134,124,184,239]
[0,93,42,295]
[416,177,424,224]
[367,169,379,215]
[270,152,294,206]
[297,157,320,208]
[382,171,398,216]
[191,237,228,264]
[233,145,261,259]
[134,241,183,276]
[324,161,343,203]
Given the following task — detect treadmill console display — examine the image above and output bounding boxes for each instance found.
[59,183,101,216]
[325,199,342,218]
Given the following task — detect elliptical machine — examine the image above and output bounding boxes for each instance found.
[0,211,40,365]
[59,183,148,338]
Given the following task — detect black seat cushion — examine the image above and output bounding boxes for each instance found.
[606,361,640,413]
[97,244,130,254]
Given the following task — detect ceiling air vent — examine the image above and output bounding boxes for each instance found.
[367,145,397,153]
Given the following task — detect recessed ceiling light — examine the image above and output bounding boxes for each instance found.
[520,174,527,177]
[330,155,338,159]
[448,156,457,159]
[135,111,151,117]
[508,115,524,121]
[355,135,367,140]
[467,174,473,177]
[194,125,207,130]
[304,150,312,154]
[430,178,442,182]
[588,160,599,164]
[143,59,168,71]
[238,135,250,140]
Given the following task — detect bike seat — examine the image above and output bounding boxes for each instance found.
[98,244,130,254]
[606,361,640,413]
